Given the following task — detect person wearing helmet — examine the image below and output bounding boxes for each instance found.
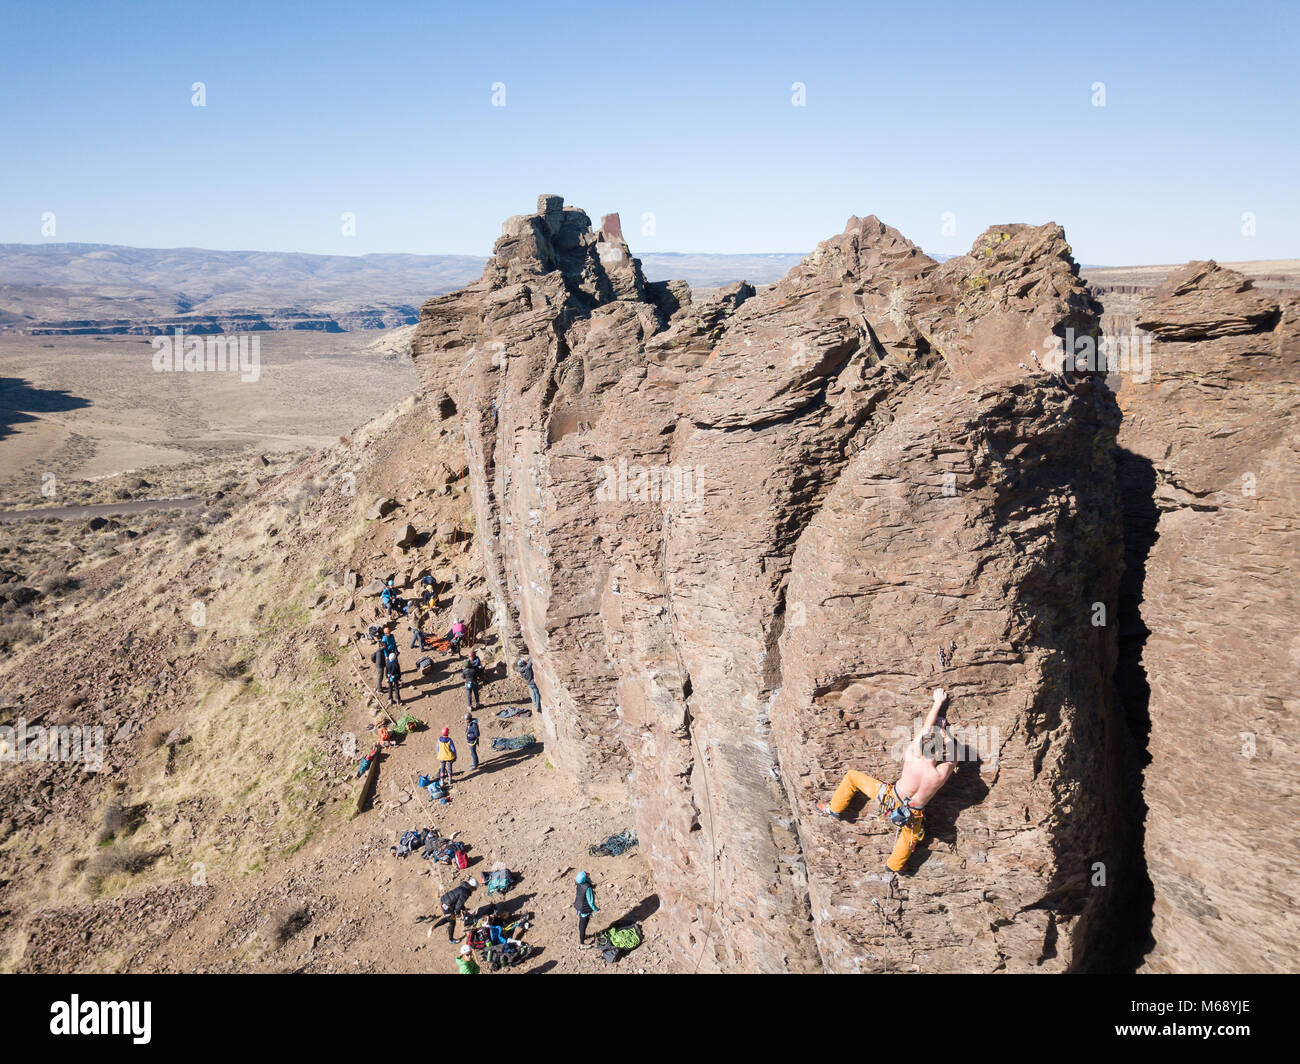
[430,877,478,942]
[448,618,468,657]
[464,712,480,770]
[462,650,483,711]
[385,652,402,705]
[574,871,600,948]
[374,625,398,693]
[516,654,542,714]
[436,726,457,787]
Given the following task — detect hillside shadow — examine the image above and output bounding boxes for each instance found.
[0,377,91,441]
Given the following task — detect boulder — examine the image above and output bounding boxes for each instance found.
[366,498,398,520]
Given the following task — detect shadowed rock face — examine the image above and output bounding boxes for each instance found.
[412,196,1128,971]
[1120,262,1298,973]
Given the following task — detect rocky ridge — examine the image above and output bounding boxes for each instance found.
[412,196,1146,971]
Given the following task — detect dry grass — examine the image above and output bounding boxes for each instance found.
[84,846,164,893]
[96,795,146,845]
[265,903,312,947]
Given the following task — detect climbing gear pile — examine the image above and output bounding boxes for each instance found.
[589,828,639,857]
[491,734,535,752]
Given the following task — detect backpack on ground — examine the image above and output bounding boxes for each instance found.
[395,828,429,857]
[455,848,469,870]
[487,941,532,970]
[486,868,513,895]
[596,923,644,963]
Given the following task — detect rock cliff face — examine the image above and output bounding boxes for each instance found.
[1116,262,1298,973]
[412,196,1138,972]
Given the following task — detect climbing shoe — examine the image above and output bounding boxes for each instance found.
[815,802,841,820]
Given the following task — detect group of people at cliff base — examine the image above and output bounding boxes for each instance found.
[370,581,543,718]
[816,687,959,873]
[426,869,605,973]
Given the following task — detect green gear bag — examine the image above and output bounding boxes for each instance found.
[606,925,642,952]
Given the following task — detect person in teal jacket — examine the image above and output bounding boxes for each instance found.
[574,871,599,947]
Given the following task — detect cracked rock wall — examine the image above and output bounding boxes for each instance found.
[413,196,1131,971]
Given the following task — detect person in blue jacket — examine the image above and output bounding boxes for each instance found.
[464,712,481,770]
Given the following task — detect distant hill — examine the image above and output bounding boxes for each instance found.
[0,243,820,335]
[0,244,489,334]
[13,242,1288,338]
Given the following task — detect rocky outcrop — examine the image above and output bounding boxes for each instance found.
[1118,262,1298,973]
[411,197,1131,972]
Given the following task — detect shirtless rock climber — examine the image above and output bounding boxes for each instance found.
[817,687,958,873]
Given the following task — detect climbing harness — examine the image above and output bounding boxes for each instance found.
[877,783,925,843]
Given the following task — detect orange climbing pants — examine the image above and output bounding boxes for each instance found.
[828,770,924,873]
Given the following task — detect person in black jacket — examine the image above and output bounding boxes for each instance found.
[462,653,483,710]
[429,878,478,942]
[464,712,480,770]
[385,653,402,705]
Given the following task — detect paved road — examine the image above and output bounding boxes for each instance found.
[0,497,203,523]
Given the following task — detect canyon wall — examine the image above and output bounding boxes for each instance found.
[412,196,1136,972]
[1116,263,1299,972]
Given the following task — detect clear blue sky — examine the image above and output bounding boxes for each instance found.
[1,0,1296,264]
